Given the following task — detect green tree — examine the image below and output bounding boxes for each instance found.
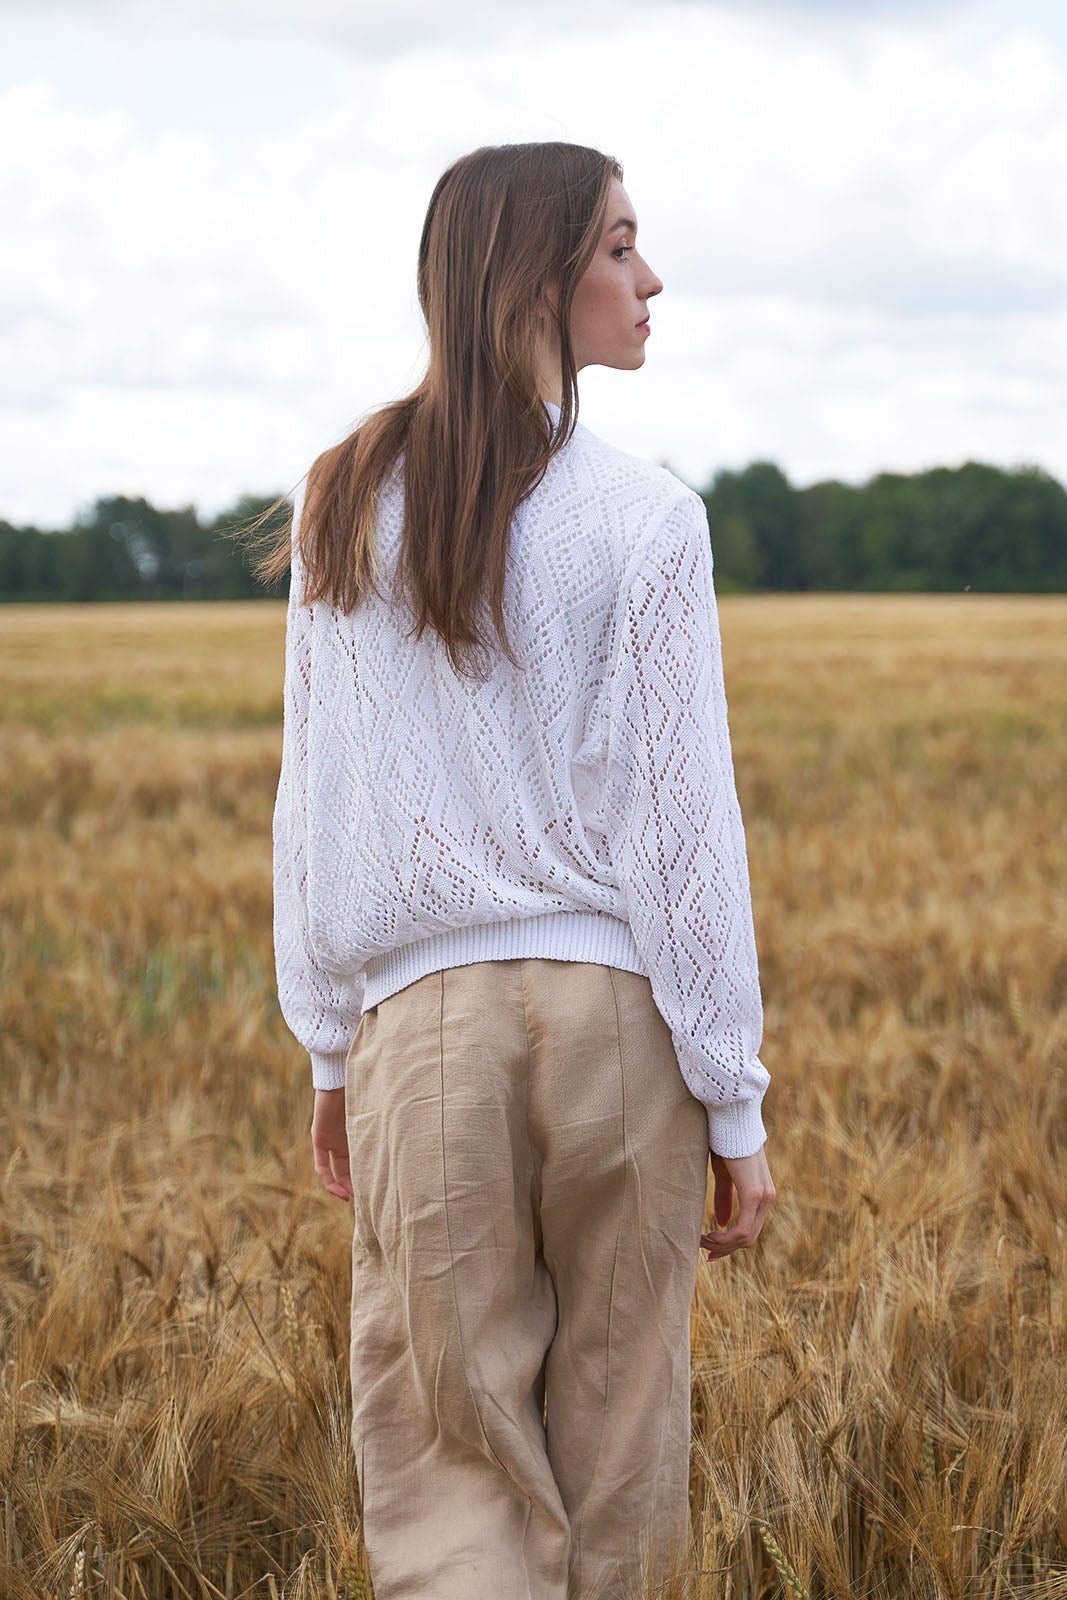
[704,462,801,591]
[706,508,763,591]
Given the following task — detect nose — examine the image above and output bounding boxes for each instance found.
[642,261,664,300]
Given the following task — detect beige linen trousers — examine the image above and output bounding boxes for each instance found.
[344,956,711,1600]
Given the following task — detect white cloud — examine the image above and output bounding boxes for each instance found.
[0,0,982,57]
[0,0,667,62]
[0,1,1065,524]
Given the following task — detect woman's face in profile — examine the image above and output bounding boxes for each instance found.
[570,178,664,373]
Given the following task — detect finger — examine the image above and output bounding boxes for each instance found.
[329,1147,354,1202]
[701,1214,767,1257]
[700,1224,760,1259]
[700,1196,771,1257]
[317,1169,352,1201]
[313,1139,352,1202]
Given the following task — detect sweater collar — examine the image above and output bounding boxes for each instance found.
[543,398,579,442]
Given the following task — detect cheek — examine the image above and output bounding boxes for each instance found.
[571,266,626,344]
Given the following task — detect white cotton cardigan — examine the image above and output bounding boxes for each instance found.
[272,402,770,1158]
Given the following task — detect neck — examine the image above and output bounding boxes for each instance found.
[537,369,563,408]
[532,327,565,407]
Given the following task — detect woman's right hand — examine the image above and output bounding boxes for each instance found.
[312,1086,353,1202]
[700,1145,775,1260]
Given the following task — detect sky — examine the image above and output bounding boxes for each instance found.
[1,0,1065,528]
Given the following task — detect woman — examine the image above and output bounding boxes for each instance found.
[267,142,775,1600]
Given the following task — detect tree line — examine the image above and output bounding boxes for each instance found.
[1,458,1064,601]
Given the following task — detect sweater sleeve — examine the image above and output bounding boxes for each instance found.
[272,479,365,1089]
[603,489,770,1158]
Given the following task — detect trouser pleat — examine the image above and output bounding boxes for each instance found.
[345,958,709,1600]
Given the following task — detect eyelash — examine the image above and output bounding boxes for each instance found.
[612,245,635,261]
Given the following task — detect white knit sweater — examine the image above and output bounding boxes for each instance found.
[272,402,770,1157]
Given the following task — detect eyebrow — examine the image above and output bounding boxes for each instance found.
[607,216,637,233]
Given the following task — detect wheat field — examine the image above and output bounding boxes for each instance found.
[0,594,1065,1600]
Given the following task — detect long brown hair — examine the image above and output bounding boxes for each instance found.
[241,141,622,679]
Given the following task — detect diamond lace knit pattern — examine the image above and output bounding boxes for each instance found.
[273,407,770,1157]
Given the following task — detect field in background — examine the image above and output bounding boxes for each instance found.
[1,595,1065,1599]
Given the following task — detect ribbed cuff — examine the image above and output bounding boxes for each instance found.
[706,1097,767,1159]
[310,1050,348,1090]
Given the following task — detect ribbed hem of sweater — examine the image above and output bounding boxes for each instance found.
[315,912,769,1156]
[361,910,648,1012]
